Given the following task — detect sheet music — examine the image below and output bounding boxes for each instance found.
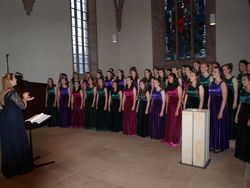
[26,113,51,124]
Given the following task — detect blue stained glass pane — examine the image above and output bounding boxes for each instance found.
[77,19,82,28]
[83,29,88,38]
[193,0,207,58]
[84,56,88,64]
[165,0,176,60]
[79,64,83,74]
[177,0,191,60]
[85,64,89,72]
[77,10,81,19]
[76,1,81,10]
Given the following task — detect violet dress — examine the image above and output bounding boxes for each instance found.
[150,89,166,139]
[72,91,84,128]
[123,87,137,135]
[105,79,113,94]
[59,87,71,128]
[117,79,124,91]
[209,81,229,152]
[165,88,182,144]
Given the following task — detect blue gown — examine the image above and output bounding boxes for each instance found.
[0,90,33,177]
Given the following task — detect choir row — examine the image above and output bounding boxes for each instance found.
[45,60,250,163]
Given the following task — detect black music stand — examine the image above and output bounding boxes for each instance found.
[25,116,55,168]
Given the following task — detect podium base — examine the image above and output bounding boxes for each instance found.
[179,159,211,169]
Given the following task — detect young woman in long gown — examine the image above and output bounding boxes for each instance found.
[222,63,238,139]
[184,71,204,109]
[96,78,109,131]
[136,79,150,137]
[129,66,140,90]
[84,77,97,130]
[122,76,137,136]
[117,69,125,91]
[0,73,34,178]
[171,66,183,87]
[164,73,182,146]
[58,77,71,128]
[108,80,123,132]
[104,71,113,94]
[150,78,166,140]
[71,81,84,128]
[237,60,248,92]
[143,69,153,92]
[208,66,229,153]
[234,74,250,162]
[45,78,58,127]
[200,63,213,109]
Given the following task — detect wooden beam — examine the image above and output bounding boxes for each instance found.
[114,0,124,32]
[21,0,35,15]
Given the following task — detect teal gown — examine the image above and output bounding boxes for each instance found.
[186,85,200,109]
[235,89,250,162]
[200,75,210,109]
[84,87,96,129]
[46,88,58,127]
[224,77,237,139]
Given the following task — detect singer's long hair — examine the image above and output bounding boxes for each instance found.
[0,73,14,105]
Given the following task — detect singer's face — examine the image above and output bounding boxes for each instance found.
[10,77,17,87]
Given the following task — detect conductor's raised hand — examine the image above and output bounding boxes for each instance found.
[23,92,35,101]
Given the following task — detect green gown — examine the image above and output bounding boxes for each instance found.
[96,88,109,131]
[84,87,96,129]
[224,77,237,139]
[136,92,149,137]
[200,75,210,109]
[235,89,250,162]
[46,88,58,127]
[110,89,122,132]
[186,85,200,109]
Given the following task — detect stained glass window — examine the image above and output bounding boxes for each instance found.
[165,0,207,60]
[165,0,176,60]
[71,0,89,74]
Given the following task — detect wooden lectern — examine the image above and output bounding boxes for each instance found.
[181,109,211,168]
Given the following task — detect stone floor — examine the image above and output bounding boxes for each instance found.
[0,127,248,188]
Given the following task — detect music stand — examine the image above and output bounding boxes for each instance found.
[25,114,55,168]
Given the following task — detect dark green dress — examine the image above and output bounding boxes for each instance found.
[235,89,250,162]
[224,76,237,139]
[46,88,58,127]
[186,85,200,109]
[110,89,122,132]
[96,88,108,131]
[200,75,210,109]
[137,92,149,137]
[237,73,244,92]
[84,87,96,130]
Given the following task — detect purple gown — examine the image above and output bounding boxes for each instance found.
[72,91,84,128]
[105,79,112,94]
[150,89,166,139]
[209,81,229,152]
[59,87,71,128]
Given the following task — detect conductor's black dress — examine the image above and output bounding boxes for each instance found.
[0,90,33,178]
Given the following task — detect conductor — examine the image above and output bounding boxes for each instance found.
[0,73,34,178]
